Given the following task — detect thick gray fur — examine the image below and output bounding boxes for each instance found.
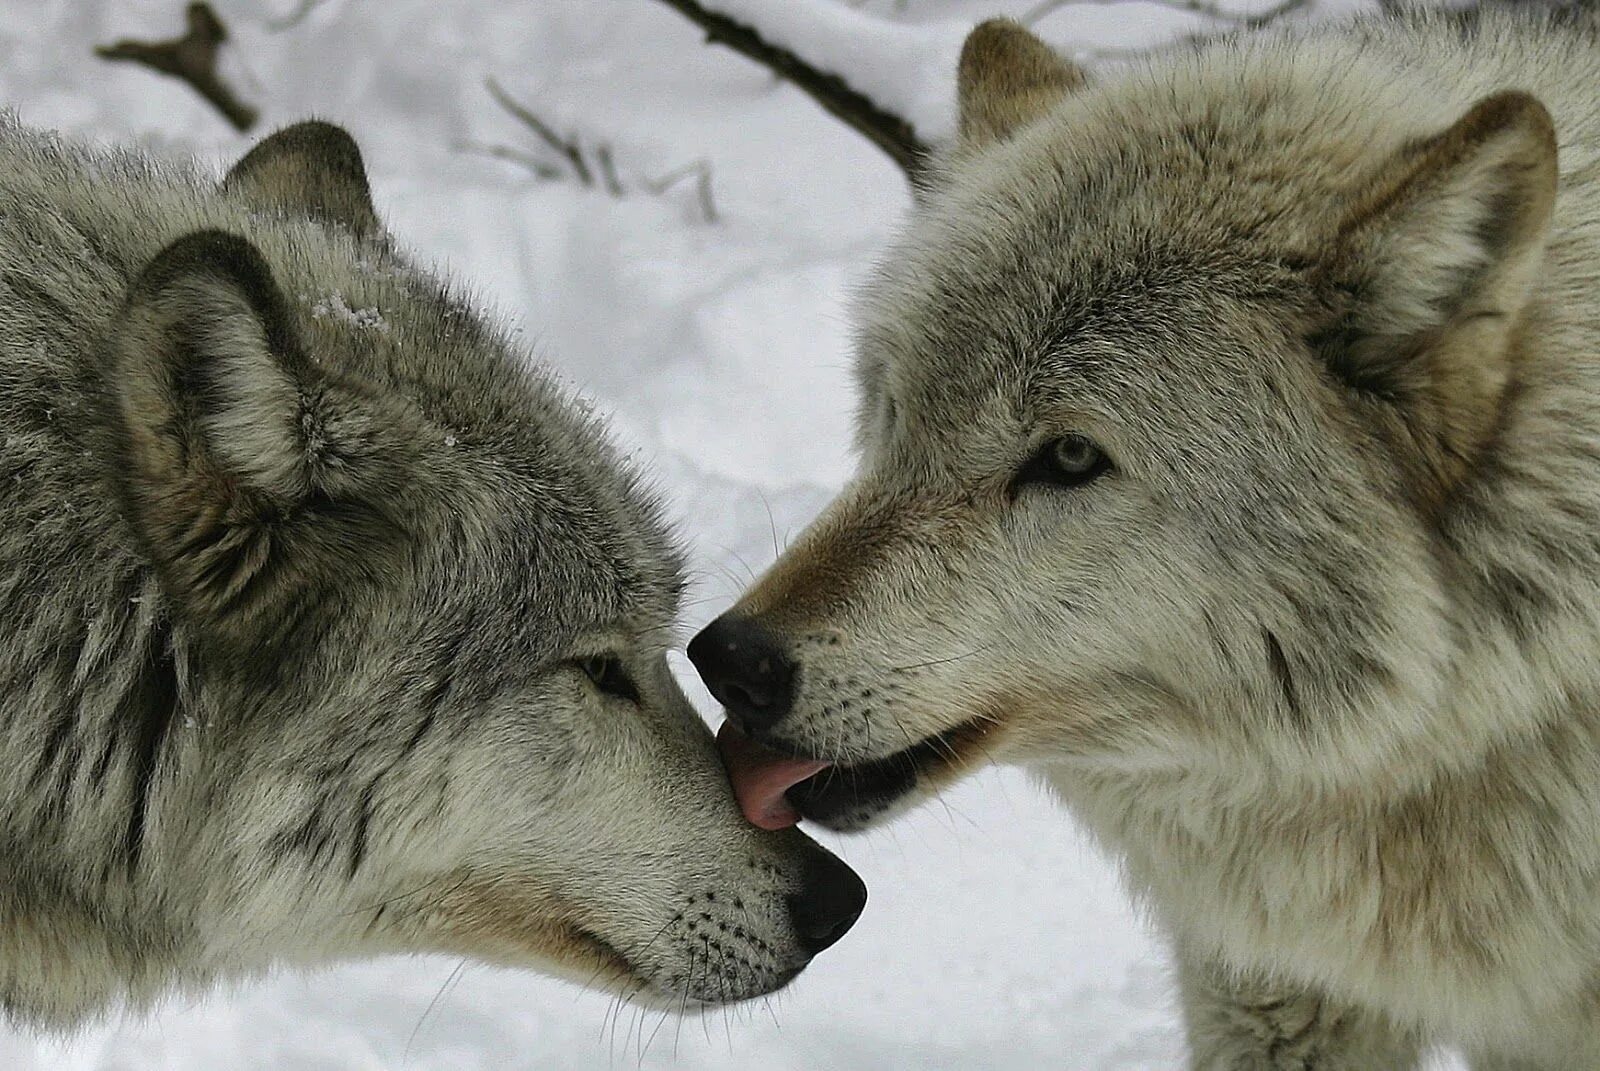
[0,116,839,1028]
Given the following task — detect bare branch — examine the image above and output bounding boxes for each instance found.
[647,0,929,185]
[695,166,718,224]
[485,77,594,187]
[95,3,258,131]
[595,144,626,197]
[458,141,567,181]
[1023,0,1311,30]
[646,160,719,224]
[261,0,334,33]
[466,90,720,224]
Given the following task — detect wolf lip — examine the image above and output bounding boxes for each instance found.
[571,926,636,979]
[729,718,993,830]
[784,747,921,826]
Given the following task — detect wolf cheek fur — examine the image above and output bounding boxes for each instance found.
[0,118,864,1029]
[698,7,1600,1068]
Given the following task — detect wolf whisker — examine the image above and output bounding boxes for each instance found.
[757,489,781,562]
[640,993,675,1061]
[402,957,466,1068]
[884,644,996,674]
[672,947,694,1057]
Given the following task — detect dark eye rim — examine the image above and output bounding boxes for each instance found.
[578,654,641,704]
[1013,433,1113,492]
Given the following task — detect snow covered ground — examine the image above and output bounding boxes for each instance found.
[0,1,1467,1068]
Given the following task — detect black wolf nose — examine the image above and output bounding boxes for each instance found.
[788,846,868,957]
[687,614,795,734]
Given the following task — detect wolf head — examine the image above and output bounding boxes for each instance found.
[694,21,1559,829]
[44,122,865,1024]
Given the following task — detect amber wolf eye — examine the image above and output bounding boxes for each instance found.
[579,654,641,703]
[1015,434,1113,490]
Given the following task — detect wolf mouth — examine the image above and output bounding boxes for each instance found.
[571,926,637,980]
[722,717,994,831]
[575,923,808,1008]
[570,926,715,1007]
[792,718,992,825]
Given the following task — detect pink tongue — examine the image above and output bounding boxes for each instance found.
[717,721,831,831]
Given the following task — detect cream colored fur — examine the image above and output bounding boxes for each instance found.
[704,5,1600,1066]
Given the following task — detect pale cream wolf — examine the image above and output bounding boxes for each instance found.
[0,117,864,1029]
[695,5,1600,1067]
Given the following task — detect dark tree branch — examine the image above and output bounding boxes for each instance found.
[96,3,258,131]
[647,0,930,185]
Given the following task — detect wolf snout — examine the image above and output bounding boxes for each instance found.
[688,614,795,733]
[788,844,868,956]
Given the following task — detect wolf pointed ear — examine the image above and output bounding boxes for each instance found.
[222,120,381,239]
[957,19,1084,151]
[1321,91,1558,496]
[111,231,343,645]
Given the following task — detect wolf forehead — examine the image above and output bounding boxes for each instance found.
[257,233,689,644]
[857,39,1455,425]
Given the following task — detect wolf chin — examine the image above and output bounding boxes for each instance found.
[694,5,1600,1067]
[0,116,866,1029]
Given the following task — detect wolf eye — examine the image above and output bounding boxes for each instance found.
[1017,434,1111,490]
[578,655,640,704]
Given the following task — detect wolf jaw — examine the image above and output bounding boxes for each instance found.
[719,716,997,831]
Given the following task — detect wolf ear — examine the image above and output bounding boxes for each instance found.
[111,231,344,645]
[1320,91,1558,496]
[222,120,381,239]
[957,19,1084,151]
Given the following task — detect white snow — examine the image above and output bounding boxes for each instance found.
[309,292,389,332]
[0,1,1467,1068]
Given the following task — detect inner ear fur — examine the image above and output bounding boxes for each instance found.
[957,19,1085,151]
[109,229,385,651]
[222,120,381,239]
[1317,90,1558,503]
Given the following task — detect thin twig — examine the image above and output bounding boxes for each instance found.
[476,81,719,223]
[647,160,719,224]
[647,0,929,184]
[485,77,594,186]
[260,0,333,32]
[457,141,566,181]
[595,144,626,197]
[1024,0,1311,30]
[695,165,718,225]
[95,2,258,131]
